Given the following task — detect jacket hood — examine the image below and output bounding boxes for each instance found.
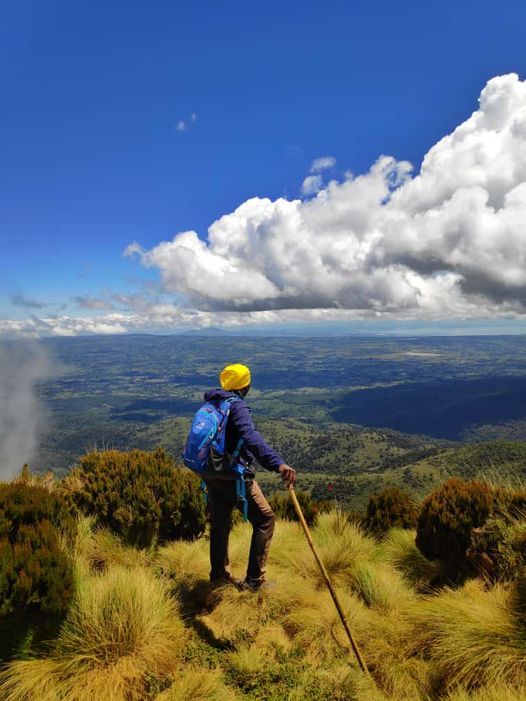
[204,388,239,403]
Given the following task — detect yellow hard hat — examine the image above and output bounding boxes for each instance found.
[219,363,251,391]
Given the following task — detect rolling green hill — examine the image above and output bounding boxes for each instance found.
[38,404,526,514]
[30,334,526,515]
[258,436,526,512]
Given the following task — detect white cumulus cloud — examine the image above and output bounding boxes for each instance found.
[301,174,323,196]
[128,74,526,319]
[310,155,336,172]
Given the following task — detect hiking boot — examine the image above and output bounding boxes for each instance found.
[210,574,242,588]
[237,578,274,593]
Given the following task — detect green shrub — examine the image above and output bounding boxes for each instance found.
[61,448,205,547]
[468,515,526,582]
[0,481,74,618]
[363,487,419,536]
[269,491,318,527]
[416,478,501,580]
[508,489,526,517]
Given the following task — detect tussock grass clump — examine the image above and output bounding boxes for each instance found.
[381,528,440,585]
[445,684,526,700]
[0,567,186,701]
[0,659,63,701]
[298,513,415,612]
[58,567,184,664]
[289,664,386,701]
[156,537,210,583]
[350,560,414,611]
[154,537,212,613]
[74,517,151,578]
[347,597,434,699]
[276,511,377,589]
[198,571,301,648]
[414,579,526,692]
[282,585,361,662]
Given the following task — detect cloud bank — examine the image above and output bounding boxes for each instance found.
[0,306,380,338]
[127,73,526,319]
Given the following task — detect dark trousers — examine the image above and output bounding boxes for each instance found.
[206,479,276,583]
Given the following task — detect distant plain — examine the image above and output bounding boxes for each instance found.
[36,334,526,509]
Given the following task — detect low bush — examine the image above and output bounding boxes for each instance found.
[0,481,74,618]
[469,515,526,581]
[363,487,419,536]
[156,667,238,701]
[61,448,205,547]
[269,490,318,526]
[507,490,526,517]
[416,478,502,580]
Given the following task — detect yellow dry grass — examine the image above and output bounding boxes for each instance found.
[0,567,185,701]
[413,579,526,692]
[2,510,526,701]
[288,663,388,701]
[381,528,440,584]
[193,513,526,699]
[156,538,209,579]
[73,517,151,580]
[445,684,526,701]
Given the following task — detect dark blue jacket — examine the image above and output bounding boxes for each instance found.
[203,388,284,475]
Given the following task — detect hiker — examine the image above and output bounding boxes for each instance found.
[203,363,296,590]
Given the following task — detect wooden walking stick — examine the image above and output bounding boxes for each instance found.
[288,485,371,676]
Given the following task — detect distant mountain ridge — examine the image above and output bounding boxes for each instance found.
[182,327,231,336]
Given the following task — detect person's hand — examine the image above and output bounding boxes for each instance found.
[278,464,296,488]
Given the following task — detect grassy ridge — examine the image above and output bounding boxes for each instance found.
[1,513,525,700]
[126,417,526,514]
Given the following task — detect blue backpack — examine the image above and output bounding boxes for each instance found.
[182,397,248,518]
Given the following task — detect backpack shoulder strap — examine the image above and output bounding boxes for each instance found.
[216,395,242,416]
[226,395,242,405]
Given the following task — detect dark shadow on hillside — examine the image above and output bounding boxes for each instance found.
[0,611,64,662]
[171,578,238,650]
[174,578,216,617]
[330,376,526,440]
[110,398,196,423]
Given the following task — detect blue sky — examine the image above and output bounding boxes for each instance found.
[2,0,526,335]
